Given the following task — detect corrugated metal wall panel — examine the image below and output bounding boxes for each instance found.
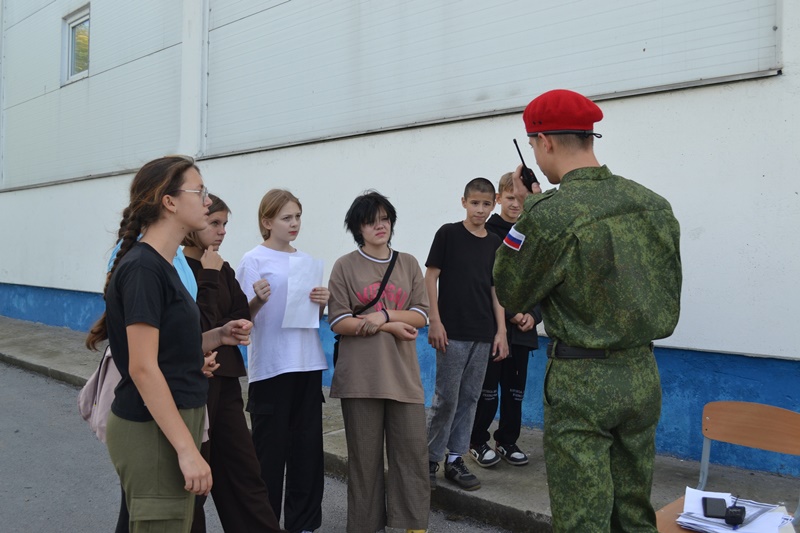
[2,0,55,30]
[3,47,182,187]
[209,0,286,30]
[3,3,63,109]
[204,0,778,156]
[90,0,183,73]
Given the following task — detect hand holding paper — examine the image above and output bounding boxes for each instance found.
[309,286,330,306]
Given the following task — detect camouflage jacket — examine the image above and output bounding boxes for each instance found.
[494,165,682,350]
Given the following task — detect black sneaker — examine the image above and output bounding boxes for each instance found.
[429,461,439,490]
[469,442,501,467]
[444,456,481,491]
[496,442,529,466]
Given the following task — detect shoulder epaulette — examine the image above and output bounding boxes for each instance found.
[524,188,557,212]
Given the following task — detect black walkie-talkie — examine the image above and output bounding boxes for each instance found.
[513,139,539,191]
[725,496,746,526]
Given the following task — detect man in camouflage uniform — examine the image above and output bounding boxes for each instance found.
[494,89,682,532]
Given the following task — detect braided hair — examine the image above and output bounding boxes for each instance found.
[85,156,199,350]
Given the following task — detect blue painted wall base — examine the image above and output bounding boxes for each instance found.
[2,281,798,476]
[0,282,104,331]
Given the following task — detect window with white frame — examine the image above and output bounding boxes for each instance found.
[64,6,90,84]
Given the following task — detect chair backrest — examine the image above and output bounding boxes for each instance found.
[702,401,800,455]
[697,401,800,525]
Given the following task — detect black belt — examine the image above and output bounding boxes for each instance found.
[546,342,607,360]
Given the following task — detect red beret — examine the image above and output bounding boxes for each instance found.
[523,89,603,137]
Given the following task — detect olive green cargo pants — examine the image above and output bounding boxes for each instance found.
[107,407,204,533]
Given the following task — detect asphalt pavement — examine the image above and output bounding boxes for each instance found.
[0,361,513,533]
[0,315,797,532]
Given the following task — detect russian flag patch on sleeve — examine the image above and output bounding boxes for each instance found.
[503,225,526,251]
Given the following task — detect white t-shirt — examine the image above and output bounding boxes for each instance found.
[236,245,328,382]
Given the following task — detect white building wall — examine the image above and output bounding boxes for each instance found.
[0,0,798,360]
[89,2,183,72]
[2,0,58,29]
[1,0,183,187]
[204,0,780,156]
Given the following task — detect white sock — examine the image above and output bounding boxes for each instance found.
[446,453,460,464]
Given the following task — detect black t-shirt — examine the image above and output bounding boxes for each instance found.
[426,222,501,343]
[485,213,540,349]
[106,242,207,422]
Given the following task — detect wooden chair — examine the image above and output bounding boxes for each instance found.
[656,401,800,532]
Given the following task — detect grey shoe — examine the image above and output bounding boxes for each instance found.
[444,456,481,491]
[429,461,439,490]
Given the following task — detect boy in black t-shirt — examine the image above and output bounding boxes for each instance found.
[425,178,509,491]
[469,172,542,470]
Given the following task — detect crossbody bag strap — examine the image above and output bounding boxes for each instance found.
[353,250,399,316]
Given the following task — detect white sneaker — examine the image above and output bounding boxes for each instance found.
[468,442,501,467]
[496,442,529,466]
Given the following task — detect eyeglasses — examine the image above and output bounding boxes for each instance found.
[366,216,390,228]
[179,186,209,202]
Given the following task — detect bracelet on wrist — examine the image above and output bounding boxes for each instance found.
[381,309,390,323]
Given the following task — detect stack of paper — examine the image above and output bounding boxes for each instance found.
[674,487,794,533]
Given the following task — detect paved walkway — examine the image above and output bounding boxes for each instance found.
[0,316,796,532]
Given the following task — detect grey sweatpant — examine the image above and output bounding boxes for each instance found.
[427,340,491,461]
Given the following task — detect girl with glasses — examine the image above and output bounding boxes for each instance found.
[86,156,252,533]
[327,191,431,533]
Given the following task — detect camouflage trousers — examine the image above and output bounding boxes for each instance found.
[543,345,661,533]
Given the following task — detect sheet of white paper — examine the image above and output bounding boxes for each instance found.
[282,256,324,328]
[684,486,733,514]
[736,512,784,533]
[776,507,796,533]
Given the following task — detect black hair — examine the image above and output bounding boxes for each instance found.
[463,177,495,198]
[344,190,397,246]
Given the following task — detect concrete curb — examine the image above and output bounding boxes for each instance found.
[321,447,552,532]
[0,351,88,388]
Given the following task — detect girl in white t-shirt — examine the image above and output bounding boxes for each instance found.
[235,189,328,533]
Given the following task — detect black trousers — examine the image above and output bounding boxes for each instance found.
[248,371,324,533]
[192,375,284,533]
[470,343,532,446]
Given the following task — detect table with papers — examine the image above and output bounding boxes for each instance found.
[656,487,795,533]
